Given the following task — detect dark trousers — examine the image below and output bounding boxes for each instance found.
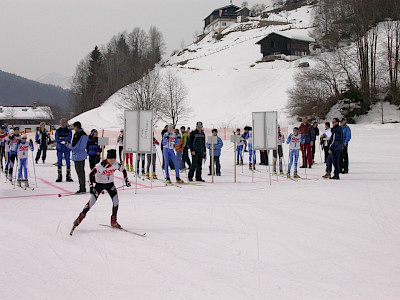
[147,153,156,173]
[301,143,313,167]
[260,151,269,165]
[209,156,221,175]
[326,150,341,175]
[323,146,329,163]
[74,160,86,192]
[0,145,5,168]
[118,146,123,162]
[188,154,203,180]
[89,155,100,170]
[35,145,47,163]
[8,154,17,176]
[340,145,349,172]
[182,147,192,168]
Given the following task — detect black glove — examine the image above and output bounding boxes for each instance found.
[89,184,98,197]
[125,178,131,187]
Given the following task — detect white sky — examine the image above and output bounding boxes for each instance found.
[0,0,264,80]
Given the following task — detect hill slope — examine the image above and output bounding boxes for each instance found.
[0,69,70,109]
[71,5,315,129]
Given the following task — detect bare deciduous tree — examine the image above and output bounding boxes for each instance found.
[118,69,163,123]
[159,70,191,126]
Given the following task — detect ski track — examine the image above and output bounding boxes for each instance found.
[1,124,400,299]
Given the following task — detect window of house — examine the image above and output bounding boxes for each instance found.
[222,22,227,26]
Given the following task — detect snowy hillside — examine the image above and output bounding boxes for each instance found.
[71,5,316,129]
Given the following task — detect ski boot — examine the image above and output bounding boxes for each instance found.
[176,177,184,184]
[236,161,240,165]
[322,172,331,179]
[17,179,22,187]
[56,167,62,182]
[111,216,122,229]
[249,163,252,170]
[73,212,86,227]
[330,174,340,180]
[293,172,300,179]
[136,169,139,175]
[279,171,285,175]
[240,160,243,165]
[152,173,157,180]
[66,168,73,182]
[24,180,29,189]
[129,165,134,172]
[141,170,145,176]
[166,177,172,184]
[146,172,150,179]
[287,172,290,179]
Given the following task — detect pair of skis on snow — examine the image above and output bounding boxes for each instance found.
[70,224,146,237]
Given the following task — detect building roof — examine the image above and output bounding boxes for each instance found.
[0,106,53,120]
[257,30,316,44]
[204,4,241,20]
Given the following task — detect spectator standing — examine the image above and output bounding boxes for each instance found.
[55,118,73,182]
[340,118,352,174]
[323,118,344,180]
[87,129,101,170]
[206,129,223,176]
[35,122,51,164]
[67,121,88,193]
[180,126,191,169]
[188,121,206,182]
[320,122,332,163]
[299,117,314,168]
[311,121,319,163]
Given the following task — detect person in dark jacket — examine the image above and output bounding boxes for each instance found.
[87,129,101,170]
[35,122,51,164]
[340,118,352,173]
[66,121,88,193]
[188,121,206,182]
[323,118,344,180]
[299,117,315,168]
[311,121,319,163]
[55,118,73,182]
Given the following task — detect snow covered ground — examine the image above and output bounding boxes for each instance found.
[1,124,400,299]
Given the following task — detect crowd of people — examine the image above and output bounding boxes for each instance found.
[0,115,352,193]
[1,117,352,231]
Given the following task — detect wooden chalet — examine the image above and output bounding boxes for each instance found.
[256,31,315,59]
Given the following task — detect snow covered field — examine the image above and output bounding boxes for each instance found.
[1,124,400,299]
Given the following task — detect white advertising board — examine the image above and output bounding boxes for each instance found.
[124,110,153,153]
[252,111,278,150]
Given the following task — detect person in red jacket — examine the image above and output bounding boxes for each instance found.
[299,117,315,168]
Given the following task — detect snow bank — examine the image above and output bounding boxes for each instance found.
[356,102,400,124]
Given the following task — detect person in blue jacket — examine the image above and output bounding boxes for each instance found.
[323,118,344,180]
[206,129,223,176]
[87,129,101,170]
[162,124,184,184]
[55,118,73,182]
[66,121,88,194]
[340,118,352,174]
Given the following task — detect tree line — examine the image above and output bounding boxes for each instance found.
[70,26,165,114]
[287,0,400,122]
